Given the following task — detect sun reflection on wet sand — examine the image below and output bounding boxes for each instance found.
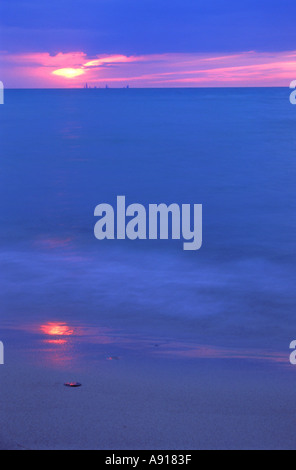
[46,339,67,345]
[40,322,74,338]
[37,322,75,366]
[2,320,290,369]
[36,321,117,367]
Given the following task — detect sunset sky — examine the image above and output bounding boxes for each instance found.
[1,0,296,88]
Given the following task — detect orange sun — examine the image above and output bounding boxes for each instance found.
[52,68,85,78]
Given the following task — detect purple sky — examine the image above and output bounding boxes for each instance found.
[1,0,296,87]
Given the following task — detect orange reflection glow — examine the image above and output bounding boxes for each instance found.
[45,339,67,345]
[41,322,74,337]
[39,322,76,367]
[37,322,119,367]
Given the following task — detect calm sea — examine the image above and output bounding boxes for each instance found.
[0,88,295,352]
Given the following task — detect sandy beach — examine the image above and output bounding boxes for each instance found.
[1,324,296,450]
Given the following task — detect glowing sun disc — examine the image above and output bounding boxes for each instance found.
[52,68,85,78]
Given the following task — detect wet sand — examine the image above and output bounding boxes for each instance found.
[1,351,296,450]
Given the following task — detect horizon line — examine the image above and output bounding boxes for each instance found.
[3,85,288,90]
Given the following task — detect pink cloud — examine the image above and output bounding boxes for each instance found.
[3,51,87,67]
[1,50,296,87]
[84,54,141,67]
